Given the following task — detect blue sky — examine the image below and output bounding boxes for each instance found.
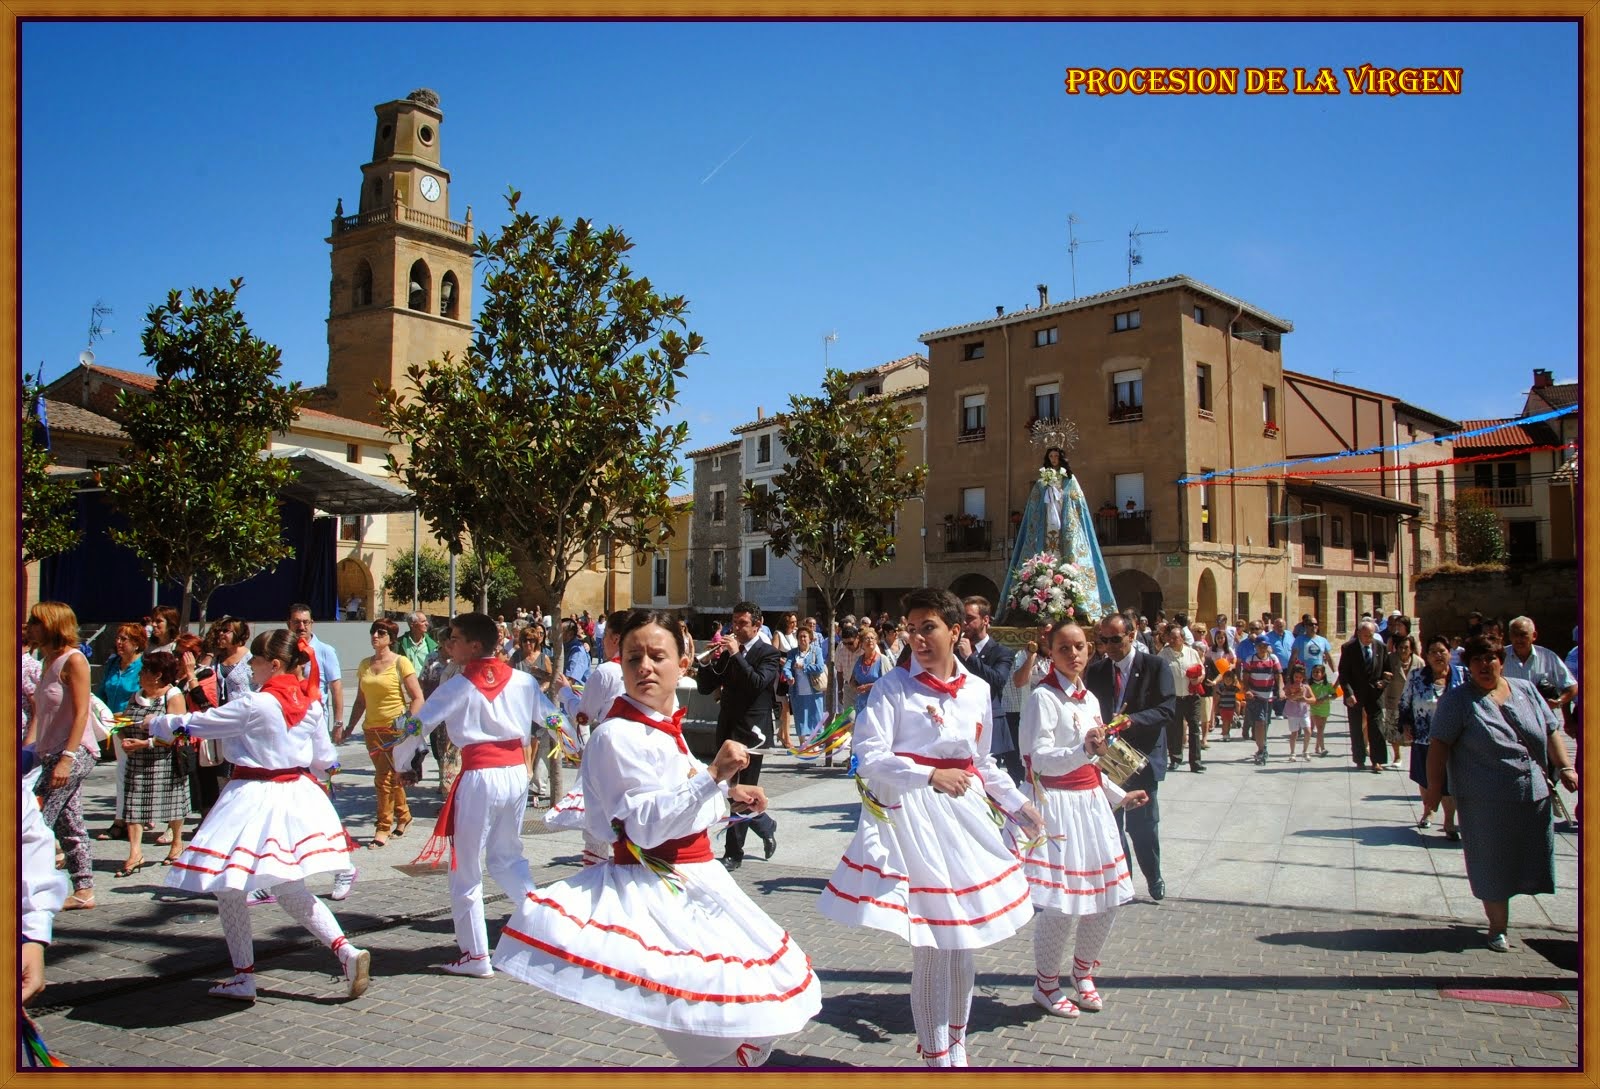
[20,20,1578,453]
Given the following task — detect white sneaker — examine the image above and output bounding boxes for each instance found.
[340,946,371,998]
[329,868,358,901]
[438,952,493,978]
[208,972,257,1002]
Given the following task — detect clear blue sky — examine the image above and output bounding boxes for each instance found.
[20,20,1578,454]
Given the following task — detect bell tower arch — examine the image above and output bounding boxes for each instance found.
[325,88,474,422]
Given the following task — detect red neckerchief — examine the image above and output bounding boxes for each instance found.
[606,697,688,754]
[462,658,511,702]
[608,656,621,664]
[1040,668,1087,701]
[259,637,321,728]
[908,661,965,699]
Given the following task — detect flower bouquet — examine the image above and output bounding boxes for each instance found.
[1004,550,1104,626]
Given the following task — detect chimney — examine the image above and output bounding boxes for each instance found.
[756,406,764,420]
[1037,283,1049,308]
[1532,368,1553,389]
[995,305,1004,317]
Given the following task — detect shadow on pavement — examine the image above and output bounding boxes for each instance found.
[1260,924,1493,955]
[1290,825,1434,847]
[753,874,829,895]
[1522,937,1579,973]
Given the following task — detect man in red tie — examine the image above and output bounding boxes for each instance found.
[1084,610,1177,901]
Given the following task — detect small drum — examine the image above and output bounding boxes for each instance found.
[1096,732,1149,788]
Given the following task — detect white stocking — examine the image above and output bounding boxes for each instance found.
[1072,907,1117,975]
[274,880,347,958]
[947,948,975,1046]
[1033,910,1074,989]
[910,946,952,1066]
[215,889,256,974]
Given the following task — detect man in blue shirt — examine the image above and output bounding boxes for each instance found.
[288,603,343,738]
[1263,617,1292,719]
[1289,617,1333,675]
[561,618,592,688]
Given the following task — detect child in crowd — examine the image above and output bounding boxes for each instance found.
[1241,638,1283,766]
[818,588,1044,1067]
[1283,664,1312,762]
[494,610,820,1066]
[1213,669,1239,741]
[1307,663,1338,757]
[404,612,543,978]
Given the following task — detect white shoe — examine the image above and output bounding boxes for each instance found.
[341,946,371,998]
[438,952,493,978]
[329,868,358,901]
[1032,983,1080,1018]
[948,1040,969,1067]
[208,972,257,1002]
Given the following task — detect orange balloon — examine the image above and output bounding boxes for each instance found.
[1215,657,1232,674]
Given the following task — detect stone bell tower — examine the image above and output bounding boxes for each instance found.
[324,88,474,422]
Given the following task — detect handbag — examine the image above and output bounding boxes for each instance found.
[1497,696,1571,823]
[170,737,197,781]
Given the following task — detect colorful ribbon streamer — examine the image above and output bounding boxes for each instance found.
[1196,443,1578,485]
[785,708,854,760]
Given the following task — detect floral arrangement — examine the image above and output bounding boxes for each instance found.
[1038,467,1065,489]
[1004,550,1103,625]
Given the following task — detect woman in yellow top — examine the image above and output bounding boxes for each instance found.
[344,618,425,847]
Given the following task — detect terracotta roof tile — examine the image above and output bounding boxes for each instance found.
[41,399,124,439]
[80,364,388,439]
[1455,419,1537,450]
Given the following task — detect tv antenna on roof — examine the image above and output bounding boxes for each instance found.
[80,300,113,367]
[1066,213,1099,300]
[824,330,838,368]
[1127,224,1168,284]
[1331,368,1356,384]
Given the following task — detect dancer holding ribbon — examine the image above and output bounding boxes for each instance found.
[144,629,369,1003]
[1018,621,1148,1019]
[818,588,1044,1068]
[404,612,543,978]
[494,609,821,1067]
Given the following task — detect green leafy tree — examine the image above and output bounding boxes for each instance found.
[102,279,307,626]
[21,382,82,564]
[742,368,928,707]
[382,546,452,607]
[382,190,702,655]
[460,550,523,615]
[1451,490,1507,565]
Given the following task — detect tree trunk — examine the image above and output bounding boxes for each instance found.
[180,574,196,635]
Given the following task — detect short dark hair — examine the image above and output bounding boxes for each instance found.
[287,603,313,620]
[732,601,763,623]
[1460,633,1504,665]
[607,610,629,632]
[370,617,400,642]
[616,609,688,657]
[905,588,963,627]
[961,595,992,619]
[140,649,182,686]
[451,612,499,655]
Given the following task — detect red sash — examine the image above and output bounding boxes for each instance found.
[230,766,314,784]
[413,738,526,869]
[611,828,714,866]
[1025,756,1102,790]
[896,752,977,773]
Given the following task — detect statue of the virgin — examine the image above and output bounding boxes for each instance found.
[998,445,1117,623]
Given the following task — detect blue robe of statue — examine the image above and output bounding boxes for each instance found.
[998,473,1118,623]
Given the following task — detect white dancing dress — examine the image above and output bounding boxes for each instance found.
[1016,671,1134,915]
[147,695,352,893]
[494,696,821,1043]
[817,660,1034,950]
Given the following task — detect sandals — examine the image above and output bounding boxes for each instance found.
[1072,959,1104,1011]
[1032,979,1081,1018]
[392,817,413,838]
[368,834,389,849]
[62,889,95,911]
[1444,828,1461,842]
[115,858,148,878]
[95,822,127,842]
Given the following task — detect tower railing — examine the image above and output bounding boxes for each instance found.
[333,203,471,242]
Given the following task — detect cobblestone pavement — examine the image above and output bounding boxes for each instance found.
[29,710,1580,1069]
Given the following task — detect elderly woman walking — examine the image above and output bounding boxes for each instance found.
[1425,634,1578,952]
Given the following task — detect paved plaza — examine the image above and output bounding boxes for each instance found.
[30,701,1581,1069]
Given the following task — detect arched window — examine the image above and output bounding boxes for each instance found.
[353,260,374,307]
[369,177,383,208]
[408,259,431,312]
[439,271,459,318]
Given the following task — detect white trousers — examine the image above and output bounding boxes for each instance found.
[448,764,533,958]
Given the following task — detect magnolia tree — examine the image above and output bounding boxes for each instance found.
[742,368,927,709]
[382,190,701,658]
[102,280,306,626]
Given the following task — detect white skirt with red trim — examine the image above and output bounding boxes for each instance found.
[544,786,585,830]
[493,859,822,1038]
[163,776,353,894]
[817,781,1034,950]
[1016,783,1134,915]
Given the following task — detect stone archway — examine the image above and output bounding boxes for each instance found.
[949,573,1001,611]
[1109,568,1163,622]
[1196,568,1219,625]
[336,557,374,621]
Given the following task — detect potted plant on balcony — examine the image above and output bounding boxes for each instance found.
[1263,419,1280,437]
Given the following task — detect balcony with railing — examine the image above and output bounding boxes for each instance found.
[940,519,993,554]
[957,426,987,444]
[1094,509,1153,547]
[1108,404,1144,425]
[333,201,472,243]
[1302,535,1324,567]
[1460,485,1531,508]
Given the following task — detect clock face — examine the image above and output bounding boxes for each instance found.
[419,175,441,202]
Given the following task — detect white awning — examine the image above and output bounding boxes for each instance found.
[265,447,415,515]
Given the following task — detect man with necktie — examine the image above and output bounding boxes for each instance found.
[1336,619,1391,772]
[1085,610,1176,901]
[696,601,782,870]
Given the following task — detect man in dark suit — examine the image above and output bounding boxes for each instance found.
[1336,618,1391,772]
[1085,609,1177,901]
[957,595,1025,784]
[695,600,782,870]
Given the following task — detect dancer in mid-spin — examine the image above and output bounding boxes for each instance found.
[818,588,1044,1067]
[145,629,369,1003]
[1017,621,1148,1019]
[494,610,820,1067]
